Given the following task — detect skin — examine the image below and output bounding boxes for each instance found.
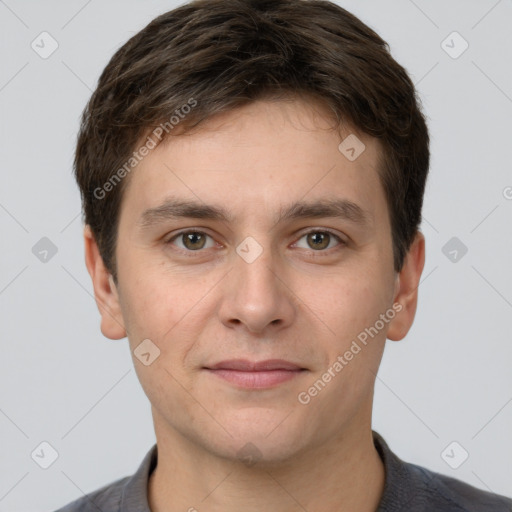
[84,98,425,512]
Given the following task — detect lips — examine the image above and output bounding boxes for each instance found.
[207,359,305,371]
[204,359,307,389]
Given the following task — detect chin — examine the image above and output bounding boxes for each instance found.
[210,414,307,465]
[219,436,304,467]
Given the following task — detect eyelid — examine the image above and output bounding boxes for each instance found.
[165,229,219,251]
[292,228,347,250]
[165,227,347,254]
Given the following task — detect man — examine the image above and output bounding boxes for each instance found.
[56,0,512,510]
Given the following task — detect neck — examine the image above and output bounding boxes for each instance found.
[148,415,385,512]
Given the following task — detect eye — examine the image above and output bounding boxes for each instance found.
[164,228,346,255]
[166,230,216,251]
[294,230,345,251]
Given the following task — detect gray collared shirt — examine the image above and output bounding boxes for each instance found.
[54,431,512,511]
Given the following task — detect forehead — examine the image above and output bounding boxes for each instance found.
[119,99,387,228]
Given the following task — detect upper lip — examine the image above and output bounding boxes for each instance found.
[206,359,305,371]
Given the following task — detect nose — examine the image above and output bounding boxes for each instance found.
[217,243,296,335]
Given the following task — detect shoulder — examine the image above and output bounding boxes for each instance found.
[406,461,512,511]
[53,443,158,512]
[53,475,128,512]
[372,431,512,512]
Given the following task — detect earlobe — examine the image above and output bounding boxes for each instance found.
[83,225,127,340]
[386,231,426,342]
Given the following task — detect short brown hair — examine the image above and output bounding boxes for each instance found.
[74,0,430,283]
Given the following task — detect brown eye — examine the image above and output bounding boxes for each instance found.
[294,230,344,251]
[306,232,331,250]
[167,231,215,251]
[182,232,207,250]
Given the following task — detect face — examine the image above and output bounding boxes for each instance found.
[86,98,424,464]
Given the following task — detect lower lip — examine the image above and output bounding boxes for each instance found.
[206,369,304,389]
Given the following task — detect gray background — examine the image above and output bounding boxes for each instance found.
[1,0,511,510]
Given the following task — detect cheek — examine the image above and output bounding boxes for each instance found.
[122,275,212,371]
[305,274,389,394]
[119,268,190,335]
[302,269,390,343]
[123,294,201,410]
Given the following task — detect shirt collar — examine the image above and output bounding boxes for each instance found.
[120,442,157,511]
[372,430,417,511]
[119,431,415,511]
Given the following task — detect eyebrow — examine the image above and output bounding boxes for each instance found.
[137,196,372,230]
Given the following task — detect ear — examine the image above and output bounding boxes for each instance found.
[386,231,426,342]
[83,225,127,340]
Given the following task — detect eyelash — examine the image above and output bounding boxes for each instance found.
[164,228,347,257]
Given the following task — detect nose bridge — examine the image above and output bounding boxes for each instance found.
[219,237,295,332]
[237,242,278,297]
